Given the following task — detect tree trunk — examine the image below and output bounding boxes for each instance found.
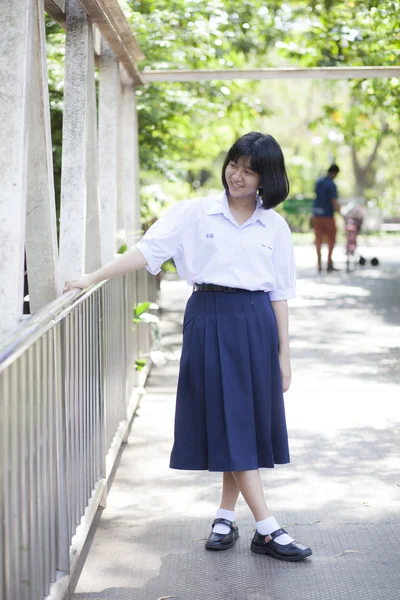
[351,145,367,198]
[354,171,368,198]
[350,126,387,199]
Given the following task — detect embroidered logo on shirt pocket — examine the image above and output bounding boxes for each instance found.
[206,233,215,239]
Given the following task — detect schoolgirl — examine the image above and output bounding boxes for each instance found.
[65,132,312,562]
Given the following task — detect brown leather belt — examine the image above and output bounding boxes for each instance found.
[194,283,251,293]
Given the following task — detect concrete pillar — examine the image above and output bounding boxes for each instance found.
[59,0,93,282]
[85,24,102,274]
[116,83,125,239]
[131,83,142,242]
[98,39,120,264]
[0,2,33,340]
[119,66,142,247]
[120,81,136,248]
[25,0,60,313]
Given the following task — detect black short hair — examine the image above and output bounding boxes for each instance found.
[221,132,290,209]
[328,164,340,174]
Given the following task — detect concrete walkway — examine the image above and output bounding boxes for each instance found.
[72,242,400,600]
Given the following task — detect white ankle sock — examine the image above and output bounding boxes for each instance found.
[212,508,236,534]
[256,516,294,545]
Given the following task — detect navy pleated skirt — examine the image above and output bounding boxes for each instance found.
[169,290,290,472]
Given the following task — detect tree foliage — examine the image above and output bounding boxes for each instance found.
[124,0,400,198]
[276,0,400,197]
[45,1,400,214]
[277,1,399,69]
[125,0,284,69]
[123,0,286,175]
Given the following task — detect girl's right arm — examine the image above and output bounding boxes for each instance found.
[63,247,148,291]
[64,198,189,291]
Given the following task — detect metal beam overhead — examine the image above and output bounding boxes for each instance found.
[142,66,400,83]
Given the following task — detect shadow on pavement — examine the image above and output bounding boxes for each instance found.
[72,511,399,600]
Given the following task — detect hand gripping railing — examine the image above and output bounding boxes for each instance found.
[0,270,159,600]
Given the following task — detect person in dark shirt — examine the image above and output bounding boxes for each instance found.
[312,164,342,272]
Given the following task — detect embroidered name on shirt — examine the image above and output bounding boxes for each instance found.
[206,233,215,239]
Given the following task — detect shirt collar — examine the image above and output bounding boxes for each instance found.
[206,191,229,217]
[207,191,268,227]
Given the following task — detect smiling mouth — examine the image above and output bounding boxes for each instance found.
[231,182,244,188]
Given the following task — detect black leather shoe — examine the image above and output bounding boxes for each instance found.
[250,528,312,562]
[205,518,239,551]
[327,263,339,272]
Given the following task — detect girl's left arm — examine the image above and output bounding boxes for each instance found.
[271,300,291,392]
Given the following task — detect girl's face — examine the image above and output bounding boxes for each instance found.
[225,157,261,201]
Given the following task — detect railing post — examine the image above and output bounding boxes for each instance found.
[55,324,71,576]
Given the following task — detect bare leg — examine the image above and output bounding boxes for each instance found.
[313,219,323,270]
[220,472,240,511]
[217,471,311,558]
[210,472,241,535]
[232,470,296,546]
[231,470,271,521]
[327,219,337,266]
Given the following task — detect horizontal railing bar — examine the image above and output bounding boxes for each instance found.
[142,65,400,82]
[0,283,104,371]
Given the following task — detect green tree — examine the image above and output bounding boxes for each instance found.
[123,0,285,175]
[46,1,400,214]
[276,0,400,199]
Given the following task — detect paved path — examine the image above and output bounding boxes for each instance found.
[72,242,400,600]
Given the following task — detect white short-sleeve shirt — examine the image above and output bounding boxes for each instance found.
[136,191,296,300]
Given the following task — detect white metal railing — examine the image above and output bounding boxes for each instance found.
[0,270,158,600]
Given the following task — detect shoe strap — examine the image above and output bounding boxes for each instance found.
[212,518,234,528]
[269,528,288,540]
